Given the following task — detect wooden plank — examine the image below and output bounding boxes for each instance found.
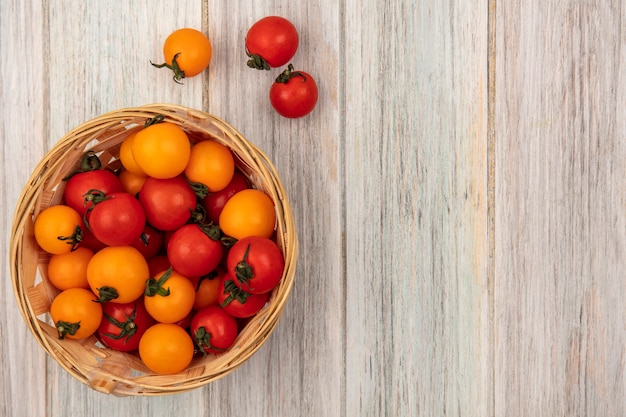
[0,1,48,416]
[204,3,344,416]
[343,1,491,416]
[494,1,626,415]
[21,0,206,415]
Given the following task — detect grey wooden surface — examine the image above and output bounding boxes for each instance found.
[0,1,623,416]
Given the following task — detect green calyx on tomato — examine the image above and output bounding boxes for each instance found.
[233,244,255,287]
[189,181,210,199]
[55,224,84,252]
[56,320,81,339]
[193,326,228,354]
[245,47,271,71]
[144,114,166,128]
[101,305,138,343]
[94,286,120,303]
[151,52,186,84]
[62,151,102,181]
[145,267,173,297]
[274,63,306,84]
[199,223,222,241]
[220,279,251,307]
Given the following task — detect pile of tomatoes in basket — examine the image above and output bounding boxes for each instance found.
[33,118,285,375]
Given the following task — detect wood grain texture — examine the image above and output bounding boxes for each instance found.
[343,1,490,416]
[495,1,626,415]
[204,2,344,416]
[2,0,625,416]
[0,1,47,416]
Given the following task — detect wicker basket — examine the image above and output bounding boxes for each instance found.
[9,104,298,396]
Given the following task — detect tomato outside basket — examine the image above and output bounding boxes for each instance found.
[9,104,298,396]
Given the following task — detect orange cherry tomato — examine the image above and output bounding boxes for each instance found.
[119,133,145,175]
[139,323,194,374]
[34,204,84,255]
[49,288,103,340]
[184,139,235,193]
[131,122,191,179]
[86,246,150,303]
[47,246,94,290]
[152,28,212,83]
[190,271,222,310]
[118,169,147,196]
[219,189,276,240]
[144,268,195,323]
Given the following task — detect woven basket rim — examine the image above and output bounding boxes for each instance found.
[9,104,298,396]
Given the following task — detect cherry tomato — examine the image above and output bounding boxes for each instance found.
[144,268,196,323]
[118,169,147,197]
[167,224,223,278]
[34,204,85,255]
[152,28,212,83]
[130,224,163,260]
[119,133,146,175]
[190,270,223,310]
[227,236,284,294]
[87,246,150,303]
[245,16,298,70]
[219,189,276,240]
[132,122,191,179]
[184,139,235,193]
[218,274,269,318]
[47,246,94,290]
[202,170,249,224]
[50,288,103,340]
[190,305,238,354]
[80,227,108,252]
[269,64,319,118]
[138,175,197,231]
[148,255,171,278]
[63,152,124,216]
[97,299,155,352]
[85,191,146,246]
[139,323,195,374]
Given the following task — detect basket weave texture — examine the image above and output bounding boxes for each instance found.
[9,104,298,396]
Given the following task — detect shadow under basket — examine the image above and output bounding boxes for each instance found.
[9,104,298,396]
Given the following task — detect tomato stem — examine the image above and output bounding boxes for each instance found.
[199,223,222,241]
[62,151,102,180]
[221,279,251,307]
[194,326,228,354]
[189,181,209,199]
[151,52,186,84]
[95,286,119,303]
[145,267,172,297]
[234,244,255,290]
[144,114,165,128]
[56,225,84,252]
[102,305,138,342]
[274,64,306,83]
[56,320,81,339]
[245,46,270,71]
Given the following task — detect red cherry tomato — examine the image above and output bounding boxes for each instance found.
[269,64,318,118]
[217,274,269,318]
[245,16,298,70]
[130,224,163,260]
[138,176,198,231]
[85,191,146,246]
[202,171,249,224]
[227,236,284,294]
[167,224,223,278]
[63,152,124,216]
[97,299,155,352]
[190,305,238,354]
